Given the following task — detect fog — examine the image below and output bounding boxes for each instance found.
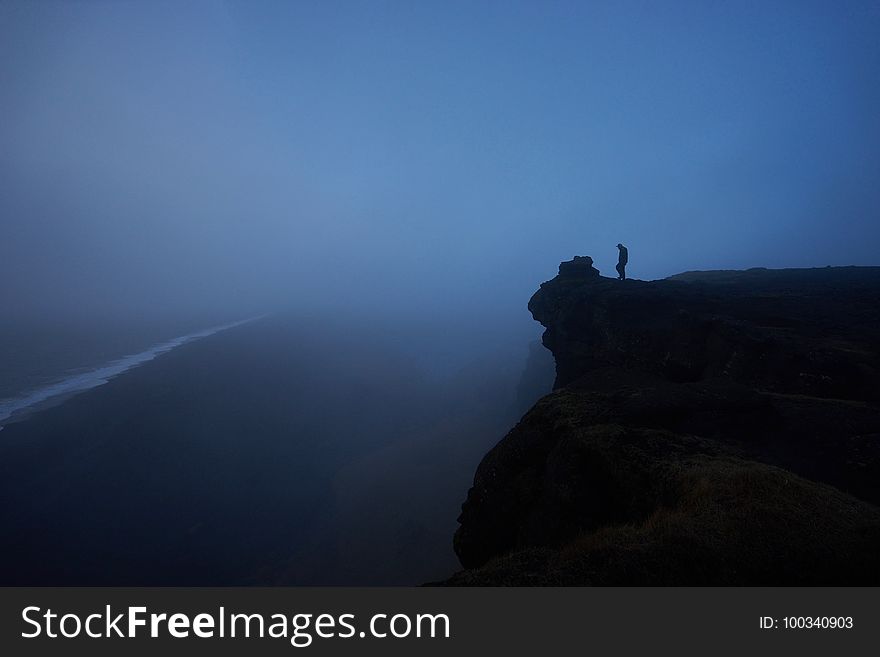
[1,1,879,584]
[3,0,878,329]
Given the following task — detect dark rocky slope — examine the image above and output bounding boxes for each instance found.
[445,262,880,585]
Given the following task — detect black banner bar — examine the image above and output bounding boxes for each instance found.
[0,587,876,656]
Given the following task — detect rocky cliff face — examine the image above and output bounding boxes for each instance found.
[446,263,880,585]
[532,264,880,397]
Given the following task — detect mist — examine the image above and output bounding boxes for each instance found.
[1,1,879,585]
[4,0,879,327]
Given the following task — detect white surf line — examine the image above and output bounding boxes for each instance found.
[0,315,267,429]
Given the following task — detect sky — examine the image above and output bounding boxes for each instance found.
[2,0,879,324]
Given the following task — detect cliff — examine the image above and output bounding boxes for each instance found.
[445,262,880,584]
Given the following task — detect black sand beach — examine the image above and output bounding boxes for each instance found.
[0,315,525,585]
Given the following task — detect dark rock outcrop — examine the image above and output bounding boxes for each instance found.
[557,255,601,279]
[529,266,880,396]
[447,264,880,585]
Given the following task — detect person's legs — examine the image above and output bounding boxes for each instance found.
[616,263,625,280]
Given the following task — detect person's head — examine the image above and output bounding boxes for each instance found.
[617,243,623,249]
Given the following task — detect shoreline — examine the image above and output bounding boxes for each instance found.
[0,315,266,430]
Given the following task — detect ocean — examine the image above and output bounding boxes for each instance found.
[0,316,261,428]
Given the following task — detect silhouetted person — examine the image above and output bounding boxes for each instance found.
[616,243,628,280]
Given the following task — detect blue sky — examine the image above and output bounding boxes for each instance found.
[2,0,879,322]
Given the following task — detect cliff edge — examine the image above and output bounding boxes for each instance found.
[444,262,880,584]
